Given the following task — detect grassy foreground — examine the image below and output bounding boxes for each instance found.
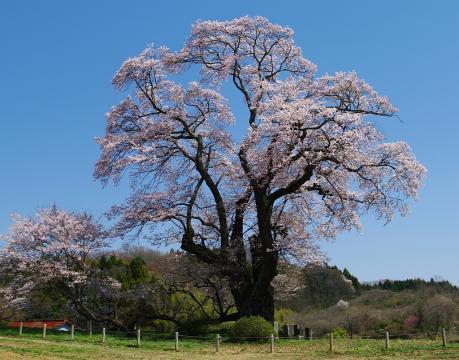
[0,331,458,360]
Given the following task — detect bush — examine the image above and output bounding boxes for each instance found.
[331,327,347,338]
[200,321,235,336]
[230,316,273,339]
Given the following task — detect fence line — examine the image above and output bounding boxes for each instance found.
[6,325,456,339]
[5,326,456,341]
[2,325,457,355]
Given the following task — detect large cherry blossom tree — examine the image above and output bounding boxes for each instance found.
[95,16,426,321]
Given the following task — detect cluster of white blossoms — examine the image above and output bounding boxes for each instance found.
[0,207,113,308]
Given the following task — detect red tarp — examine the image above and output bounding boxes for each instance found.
[8,320,70,329]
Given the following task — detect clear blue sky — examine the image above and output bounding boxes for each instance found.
[1,0,458,284]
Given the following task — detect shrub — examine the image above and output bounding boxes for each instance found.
[201,321,235,336]
[230,316,273,339]
[331,327,347,338]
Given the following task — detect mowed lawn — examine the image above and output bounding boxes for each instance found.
[0,332,458,360]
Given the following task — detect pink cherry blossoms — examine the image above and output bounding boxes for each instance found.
[0,207,114,311]
[94,16,426,319]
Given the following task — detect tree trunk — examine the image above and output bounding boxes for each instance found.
[228,235,278,322]
[249,285,275,321]
[225,189,279,321]
[229,274,276,321]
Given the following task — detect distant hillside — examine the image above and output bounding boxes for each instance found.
[276,264,459,336]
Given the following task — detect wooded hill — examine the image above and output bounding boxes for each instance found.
[278,264,458,336]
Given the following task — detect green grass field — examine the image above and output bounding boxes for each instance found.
[0,329,458,359]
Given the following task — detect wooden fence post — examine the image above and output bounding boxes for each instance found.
[19,322,23,335]
[136,328,141,348]
[270,333,274,353]
[442,328,447,347]
[175,331,179,351]
[385,330,390,349]
[42,323,47,339]
[70,324,75,340]
[102,328,106,343]
[89,320,92,337]
[216,334,221,352]
[329,333,333,353]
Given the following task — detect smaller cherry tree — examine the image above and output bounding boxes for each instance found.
[0,207,120,324]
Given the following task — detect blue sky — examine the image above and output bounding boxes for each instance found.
[1,0,458,284]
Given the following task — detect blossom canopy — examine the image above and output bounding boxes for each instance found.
[94,16,426,320]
